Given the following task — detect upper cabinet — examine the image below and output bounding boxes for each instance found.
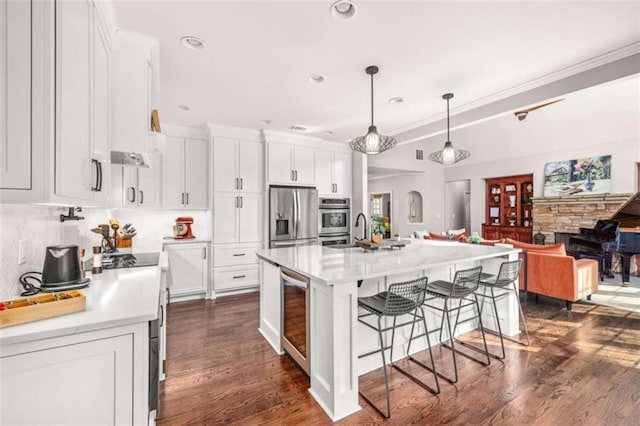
[0,0,32,192]
[110,30,159,154]
[162,126,209,210]
[316,149,351,196]
[266,140,316,186]
[213,137,262,193]
[54,0,111,204]
[0,0,118,205]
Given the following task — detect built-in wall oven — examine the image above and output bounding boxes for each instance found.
[319,234,351,247]
[318,197,350,237]
[281,267,310,375]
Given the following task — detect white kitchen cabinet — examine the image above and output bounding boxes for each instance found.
[0,0,32,191]
[0,327,141,425]
[267,142,316,185]
[110,31,156,154]
[120,161,160,208]
[316,149,352,196]
[162,136,209,209]
[213,137,262,193]
[164,241,210,301]
[213,192,262,244]
[55,0,111,204]
[212,243,261,294]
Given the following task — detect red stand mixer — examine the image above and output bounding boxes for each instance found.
[173,217,195,239]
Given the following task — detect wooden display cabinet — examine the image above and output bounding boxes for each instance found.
[482,174,534,243]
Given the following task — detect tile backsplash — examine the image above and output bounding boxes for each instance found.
[0,204,210,299]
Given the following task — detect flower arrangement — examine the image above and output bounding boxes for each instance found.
[370,215,387,236]
[573,158,603,191]
[467,232,482,244]
[573,158,603,180]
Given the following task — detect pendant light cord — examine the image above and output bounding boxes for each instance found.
[446,96,450,141]
[370,71,374,127]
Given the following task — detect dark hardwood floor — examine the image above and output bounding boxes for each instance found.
[159,293,640,425]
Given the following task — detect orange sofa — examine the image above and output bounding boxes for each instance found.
[504,238,599,310]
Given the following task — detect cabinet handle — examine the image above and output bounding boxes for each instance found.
[232,275,246,279]
[202,247,207,259]
[294,170,298,181]
[166,287,171,303]
[290,170,294,181]
[186,193,189,205]
[97,161,103,192]
[239,196,243,208]
[128,187,136,203]
[91,159,99,191]
[240,178,243,190]
[232,253,246,257]
[181,192,185,205]
[140,190,144,204]
[160,304,164,327]
[235,196,238,208]
[235,177,239,190]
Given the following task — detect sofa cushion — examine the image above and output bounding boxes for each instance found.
[504,238,566,255]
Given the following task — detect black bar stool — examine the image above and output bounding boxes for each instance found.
[358,276,440,418]
[422,265,490,384]
[474,259,530,360]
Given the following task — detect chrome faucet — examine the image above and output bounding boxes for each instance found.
[355,213,367,241]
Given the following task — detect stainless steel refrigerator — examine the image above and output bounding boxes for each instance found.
[269,186,318,248]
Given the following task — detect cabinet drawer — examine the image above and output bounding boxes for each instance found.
[213,244,260,267]
[213,265,259,291]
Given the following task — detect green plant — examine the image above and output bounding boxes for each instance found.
[370,215,387,236]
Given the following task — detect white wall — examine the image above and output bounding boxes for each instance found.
[0,205,210,299]
[369,76,640,236]
[369,168,445,237]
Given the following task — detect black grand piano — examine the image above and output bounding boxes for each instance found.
[568,192,640,285]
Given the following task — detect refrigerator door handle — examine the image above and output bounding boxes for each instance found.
[294,190,299,238]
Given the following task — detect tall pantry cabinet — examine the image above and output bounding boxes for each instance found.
[210,125,263,296]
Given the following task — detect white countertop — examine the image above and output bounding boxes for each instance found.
[256,240,521,285]
[162,237,211,244]
[0,252,168,347]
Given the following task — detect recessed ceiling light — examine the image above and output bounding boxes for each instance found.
[330,0,357,20]
[290,125,307,132]
[323,131,333,135]
[389,97,404,104]
[180,36,206,50]
[308,74,325,84]
[177,105,190,111]
[260,119,272,125]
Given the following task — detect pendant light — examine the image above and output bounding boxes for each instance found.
[349,65,397,155]
[428,93,470,165]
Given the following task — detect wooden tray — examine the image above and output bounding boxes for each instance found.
[0,290,86,328]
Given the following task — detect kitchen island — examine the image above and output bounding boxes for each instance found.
[257,240,522,421]
[0,253,168,425]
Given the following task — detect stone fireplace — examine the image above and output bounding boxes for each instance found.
[532,192,637,274]
[531,193,632,243]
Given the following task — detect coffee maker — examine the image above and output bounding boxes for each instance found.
[173,217,195,239]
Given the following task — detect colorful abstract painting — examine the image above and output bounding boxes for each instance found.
[543,155,611,196]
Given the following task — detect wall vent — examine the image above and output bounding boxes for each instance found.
[416,149,424,160]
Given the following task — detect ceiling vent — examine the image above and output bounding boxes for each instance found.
[416,149,424,160]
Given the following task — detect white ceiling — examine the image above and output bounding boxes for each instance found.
[112,1,640,143]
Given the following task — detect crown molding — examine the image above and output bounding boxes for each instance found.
[389,42,640,140]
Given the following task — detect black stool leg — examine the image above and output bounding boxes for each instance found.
[394,308,440,395]
[359,316,391,418]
